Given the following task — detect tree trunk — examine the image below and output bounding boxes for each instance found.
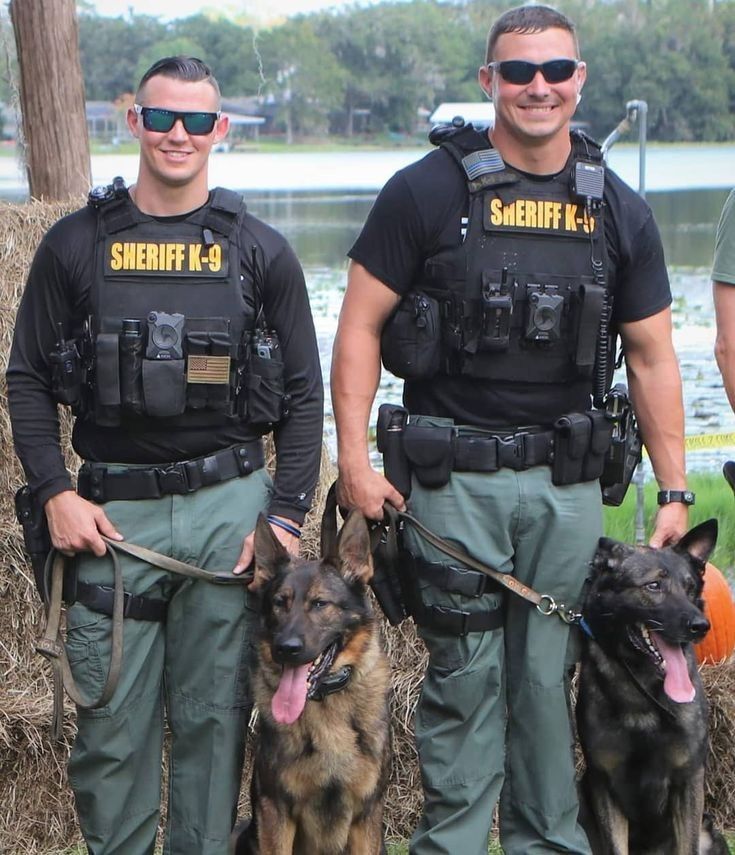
[10,0,91,200]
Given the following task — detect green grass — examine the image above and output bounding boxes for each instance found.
[603,470,735,571]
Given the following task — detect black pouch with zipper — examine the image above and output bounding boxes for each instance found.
[381,291,442,379]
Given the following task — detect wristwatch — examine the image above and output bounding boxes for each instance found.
[656,489,695,506]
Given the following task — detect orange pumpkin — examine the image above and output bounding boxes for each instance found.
[695,562,735,665]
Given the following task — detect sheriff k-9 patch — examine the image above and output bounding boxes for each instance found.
[484,197,597,237]
[104,237,229,277]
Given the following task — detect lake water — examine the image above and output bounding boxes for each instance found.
[3,145,734,474]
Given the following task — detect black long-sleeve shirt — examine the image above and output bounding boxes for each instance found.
[7,198,323,523]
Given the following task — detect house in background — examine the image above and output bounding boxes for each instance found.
[430,102,495,129]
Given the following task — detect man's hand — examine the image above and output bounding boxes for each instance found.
[337,464,406,521]
[45,490,124,557]
[649,502,689,548]
[233,516,301,576]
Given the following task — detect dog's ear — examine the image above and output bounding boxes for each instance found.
[723,461,735,497]
[675,518,718,567]
[336,510,374,586]
[249,513,290,593]
[593,536,634,572]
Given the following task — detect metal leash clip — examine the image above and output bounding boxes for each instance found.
[536,594,582,625]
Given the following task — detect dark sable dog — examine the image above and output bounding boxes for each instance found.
[577,519,728,855]
[231,511,391,855]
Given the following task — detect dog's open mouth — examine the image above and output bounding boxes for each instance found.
[271,639,342,725]
[628,625,695,704]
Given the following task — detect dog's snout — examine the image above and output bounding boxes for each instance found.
[275,637,305,661]
[687,614,710,639]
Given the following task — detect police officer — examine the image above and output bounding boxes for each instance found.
[7,57,323,853]
[332,6,689,854]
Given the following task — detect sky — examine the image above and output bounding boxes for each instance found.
[88,0,365,21]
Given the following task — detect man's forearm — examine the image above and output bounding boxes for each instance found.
[331,326,382,472]
[627,359,686,490]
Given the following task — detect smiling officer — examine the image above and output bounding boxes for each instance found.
[7,56,323,854]
[332,5,688,854]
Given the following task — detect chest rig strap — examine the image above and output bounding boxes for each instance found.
[90,180,245,239]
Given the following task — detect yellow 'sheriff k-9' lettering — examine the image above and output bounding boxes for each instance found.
[488,198,595,234]
[107,240,225,275]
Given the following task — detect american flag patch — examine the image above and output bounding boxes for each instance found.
[187,355,231,384]
[462,149,505,180]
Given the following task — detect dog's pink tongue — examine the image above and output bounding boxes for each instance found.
[272,663,311,724]
[653,635,695,703]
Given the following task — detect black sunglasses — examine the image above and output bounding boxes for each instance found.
[488,58,580,85]
[134,104,220,135]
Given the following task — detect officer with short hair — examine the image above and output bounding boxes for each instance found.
[7,56,323,853]
[332,5,689,853]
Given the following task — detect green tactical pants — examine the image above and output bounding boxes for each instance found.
[66,468,272,855]
[403,455,601,855]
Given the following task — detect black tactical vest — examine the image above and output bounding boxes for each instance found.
[382,127,610,391]
[86,184,255,428]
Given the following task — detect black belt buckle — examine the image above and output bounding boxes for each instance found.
[497,432,529,471]
[431,604,471,636]
[155,464,189,495]
[97,584,136,618]
[448,565,487,598]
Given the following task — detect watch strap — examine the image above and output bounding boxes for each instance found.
[657,489,695,506]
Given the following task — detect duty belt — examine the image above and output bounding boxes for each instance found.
[400,423,554,491]
[451,428,554,472]
[77,441,265,503]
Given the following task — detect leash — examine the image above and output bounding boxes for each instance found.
[37,536,249,740]
[324,483,582,626]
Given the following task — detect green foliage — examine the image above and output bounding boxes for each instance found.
[74,0,735,143]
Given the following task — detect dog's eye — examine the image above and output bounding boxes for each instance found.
[310,598,330,610]
[273,594,288,608]
[645,581,662,592]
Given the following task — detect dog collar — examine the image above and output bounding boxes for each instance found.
[578,616,595,639]
[307,666,353,701]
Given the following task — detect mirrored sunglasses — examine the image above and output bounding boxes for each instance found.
[134,104,220,135]
[488,59,580,85]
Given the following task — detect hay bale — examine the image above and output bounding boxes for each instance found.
[2,199,735,851]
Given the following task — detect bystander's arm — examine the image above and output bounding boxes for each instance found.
[620,306,688,546]
[331,261,405,519]
[714,282,735,412]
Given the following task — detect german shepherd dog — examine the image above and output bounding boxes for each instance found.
[231,511,391,855]
[577,519,728,855]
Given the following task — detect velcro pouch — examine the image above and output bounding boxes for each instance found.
[402,424,454,488]
[552,412,591,486]
[142,359,186,417]
[96,333,120,407]
[94,332,121,426]
[246,354,285,426]
[185,332,210,410]
[381,292,442,380]
[582,409,614,481]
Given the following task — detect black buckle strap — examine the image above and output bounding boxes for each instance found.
[76,580,168,622]
[78,441,264,503]
[451,428,554,473]
[414,555,489,598]
[416,603,504,636]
